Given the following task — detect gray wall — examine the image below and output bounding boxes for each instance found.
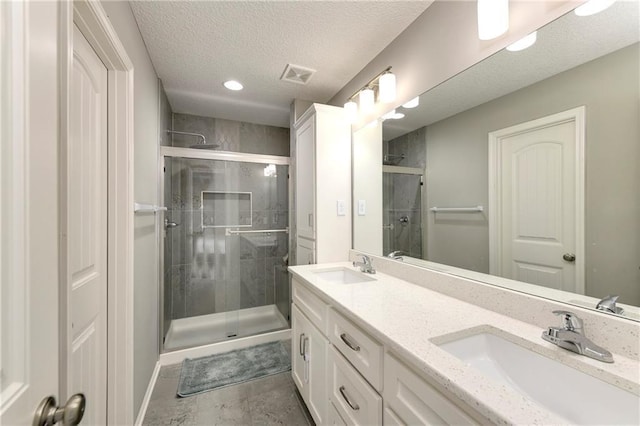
[172,113,289,156]
[424,43,639,305]
[101,1,160,416]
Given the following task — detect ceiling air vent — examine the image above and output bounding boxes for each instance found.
[280,64,316,85]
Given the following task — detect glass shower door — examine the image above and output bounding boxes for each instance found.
[383,171,424,259]
[162,155,289,352]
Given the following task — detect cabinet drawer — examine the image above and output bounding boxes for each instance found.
[292,279,328,335]
[329,346,382,426]
[384,352,479,425]
[328,308,383,391]
[328,402,347,426]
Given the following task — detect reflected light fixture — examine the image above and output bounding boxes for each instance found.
[359,87,375,116]
[223,80,243,91]
[343,100,358,123]
[506,31,537,52]
[378,71,396,103]
[477,0,509,41]
[382,109,405,120]
[574,0,615,16]
[402,96,420,109]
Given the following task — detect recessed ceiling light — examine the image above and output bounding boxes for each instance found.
[574,0,615,16]
[223,80,243,91]
[402,97,420,109]
[506,31,537,52]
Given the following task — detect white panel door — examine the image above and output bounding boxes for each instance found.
[0,2,60,424]
[67,24,108,424]
[295,117,315,241]
[490,108,584,293]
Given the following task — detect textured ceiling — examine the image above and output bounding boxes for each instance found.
[383,1,640,140]
[130,0,433,128]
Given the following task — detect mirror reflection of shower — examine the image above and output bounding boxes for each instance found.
[383,129,425,259]
[167,130,221,150]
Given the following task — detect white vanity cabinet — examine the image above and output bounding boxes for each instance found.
[383,352,479,425]
[291,279,330,425]
[293,103,351,265]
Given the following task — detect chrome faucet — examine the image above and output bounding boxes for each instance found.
[596,295,625,315]
[541,310,613,363]
[353,254,376,274]
[386,250,405,261]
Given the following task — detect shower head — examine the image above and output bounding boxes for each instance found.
[167,130,220,150]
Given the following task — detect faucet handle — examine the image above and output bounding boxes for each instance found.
[356,254,371,264]
[552,310,583,334]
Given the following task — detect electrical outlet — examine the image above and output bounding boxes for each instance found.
[358,200,366,216]
[337,200,346,216]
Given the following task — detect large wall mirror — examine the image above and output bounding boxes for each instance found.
[352,1,639,321]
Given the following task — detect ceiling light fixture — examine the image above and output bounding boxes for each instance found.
[506,31,537,52]
[223,80,243,91]
[477,0,509,41]
[574,0,615,16]
[402,96,420,109]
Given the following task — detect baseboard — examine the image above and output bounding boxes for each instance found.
[159,328,291,366]
[134,361,161,426]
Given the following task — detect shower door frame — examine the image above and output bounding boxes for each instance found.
[158,146,290,354]
[382,165,426,259]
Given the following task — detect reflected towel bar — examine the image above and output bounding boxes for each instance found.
[225,228,289,236]
[430,206,484,213]
[134,203,168,213]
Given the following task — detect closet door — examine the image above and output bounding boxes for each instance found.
[295,117,315,240]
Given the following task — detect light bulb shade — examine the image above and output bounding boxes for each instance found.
[506,31,537,52]
[344,101,358,123]
[378,72,396,103]
[402,96,420,109]
[382,109,397,120]
[477,0,509,41]
[574,0,615,16]
[359,88,375,115]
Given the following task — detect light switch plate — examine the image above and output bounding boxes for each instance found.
[337,200,346,216]
[358,199,366,216]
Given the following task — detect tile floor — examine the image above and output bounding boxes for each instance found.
[143,342,314,426]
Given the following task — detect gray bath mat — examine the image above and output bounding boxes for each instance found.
[177,341,291,397]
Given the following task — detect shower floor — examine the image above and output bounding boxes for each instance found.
[164,304,289,351]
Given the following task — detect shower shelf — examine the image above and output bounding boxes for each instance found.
[430,206,484,213]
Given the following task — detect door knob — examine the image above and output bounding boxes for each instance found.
[563,253,576,262]
[33,394,86,426]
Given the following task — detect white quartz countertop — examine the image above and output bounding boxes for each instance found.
[289,262,640,425]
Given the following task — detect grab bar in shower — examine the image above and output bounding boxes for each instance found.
[430,206,484,213]
[134,202,168,213]
[225,227,289,236]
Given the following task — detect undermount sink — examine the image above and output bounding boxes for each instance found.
[438,331,639,425]
[311,267,376,284]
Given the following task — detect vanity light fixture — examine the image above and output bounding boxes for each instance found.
[477,0,509,41]
[506,31,537,52]
[382,109,405,120]
[378,71,397,103]
[359,87,375,115]
[574,0,615,16]
[223,80,243,91]
[342,66,395,123]
[402,96,420,109]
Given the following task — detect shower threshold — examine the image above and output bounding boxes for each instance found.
[164,304,289,351]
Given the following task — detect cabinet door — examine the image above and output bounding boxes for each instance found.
[296,237,315,265]
[306,316,328,425]
[291,304,309,395]
[296,117,315,240]
[384,353,478,425]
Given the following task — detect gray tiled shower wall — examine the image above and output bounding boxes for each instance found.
[162,110,290,332]
[383,126,426,258]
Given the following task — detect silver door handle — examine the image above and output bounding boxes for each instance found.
[308,213,313,228]
[299,333,306,356]
[563,253,576,262]
[340,333,361,352]
[339,386,360,411]
[33,394,86,426]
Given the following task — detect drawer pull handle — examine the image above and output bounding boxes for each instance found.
[340,333,361,352]
[339,386,360,411]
